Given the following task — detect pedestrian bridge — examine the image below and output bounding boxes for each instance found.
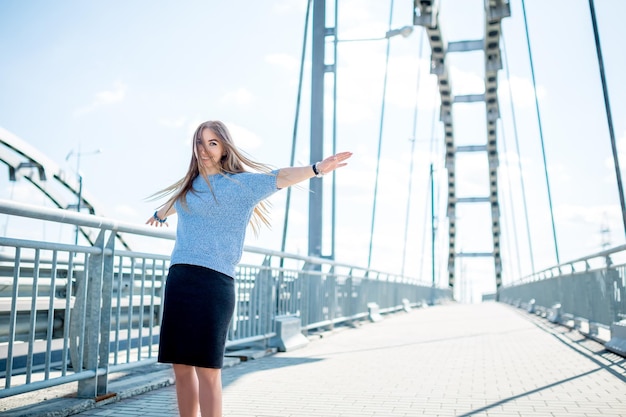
[3,300,626,416]
[0,200,625,416]
[1,0,625,415]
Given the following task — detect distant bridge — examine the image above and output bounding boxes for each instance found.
[0,126,131,250]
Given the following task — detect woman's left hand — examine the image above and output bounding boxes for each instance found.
[316,152,353,175]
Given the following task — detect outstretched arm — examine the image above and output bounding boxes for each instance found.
[146,203,177,227]
[276,152,352,189]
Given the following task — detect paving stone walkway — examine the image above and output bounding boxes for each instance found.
[9,302,626,416]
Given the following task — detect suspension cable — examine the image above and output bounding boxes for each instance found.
[497,119,523,279]
[401,29,425,277]
[501,32,535,275]
[588,0,626,239]
[280,0,312,261]
[520,0,560,264]
[420,102,440,280]
[366,0,395,270]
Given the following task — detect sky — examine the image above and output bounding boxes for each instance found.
[0,0,624,302]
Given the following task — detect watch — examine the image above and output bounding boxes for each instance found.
[311,162,323,178]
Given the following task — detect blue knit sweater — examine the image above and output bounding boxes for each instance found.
[170,171,279,278]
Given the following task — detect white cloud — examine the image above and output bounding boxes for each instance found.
[220,87,254,106]
[225,122,263,151]
[94,83,126,103]
[386,55,440,110]
[332,47,440,125]
[265,53,299,72]
[114,204,139,218]
[73,81,127,116]
[272,0,307,14]
[158,117,187,129]
[498,76,547,108]
[449,66,484,96]
[556,203,619,226]
[337,0,386,38]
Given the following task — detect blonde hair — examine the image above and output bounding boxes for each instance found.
[149,120,273,235]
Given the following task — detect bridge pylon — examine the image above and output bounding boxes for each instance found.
[413,0,511,299]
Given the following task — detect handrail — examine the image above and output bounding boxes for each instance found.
[508,244,626,285]
[0,199,428,284]
[0,198,174,239]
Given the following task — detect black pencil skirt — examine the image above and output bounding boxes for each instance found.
[158,263,235,369]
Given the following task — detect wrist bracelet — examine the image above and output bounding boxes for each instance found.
[153,211,167,224]
[311,162,323,178]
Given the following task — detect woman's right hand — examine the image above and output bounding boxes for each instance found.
[146,211,169,227]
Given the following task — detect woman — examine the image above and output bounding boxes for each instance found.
[146,120,351,417]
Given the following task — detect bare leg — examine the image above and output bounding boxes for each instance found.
[196,367,222,417]
[173,364,199,417]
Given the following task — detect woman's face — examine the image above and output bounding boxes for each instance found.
[196,128,225,174]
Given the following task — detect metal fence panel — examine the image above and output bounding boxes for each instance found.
[501,246,626,331]
[0,199,450,399]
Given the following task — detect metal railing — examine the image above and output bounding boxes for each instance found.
[499,245,626,346]
[0,199,451,399]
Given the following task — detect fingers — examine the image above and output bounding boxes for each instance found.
[328,151,352,161]
[146,218,168,227]
[318,152,352,174]
[324,152,352,164]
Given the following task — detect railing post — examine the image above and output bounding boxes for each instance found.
[76,230,107,398]
[258,256,273,336]
[346,270,354,323]
[97,231,116,394]
[301,262,310,328]
[328,266,336,330]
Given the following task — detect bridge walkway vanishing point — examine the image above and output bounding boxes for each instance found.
[5,302,625,417]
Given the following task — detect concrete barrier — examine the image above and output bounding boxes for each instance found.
[585,322,611,343]
[269,316,309,352]
[367,302,383,322]
[547,303,561,323]
[560,313,575,328]
[605,321,626,356]
[574,317,586,331]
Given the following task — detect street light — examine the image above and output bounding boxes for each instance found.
[385,25,414,39]
[336,25,414,43]
[365,24,415,270]
[65,147,102,246]
[306,2,416,260]
[317,22,415,265]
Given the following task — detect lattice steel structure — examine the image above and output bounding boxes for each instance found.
[413,0,511,297]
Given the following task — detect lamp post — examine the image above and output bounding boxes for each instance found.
[365,21,415,270]
[65,147,102,246]
[308,0,415,260]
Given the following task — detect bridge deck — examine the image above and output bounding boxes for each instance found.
[5,302,626,417]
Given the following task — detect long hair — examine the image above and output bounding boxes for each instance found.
[148,120,273,235]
